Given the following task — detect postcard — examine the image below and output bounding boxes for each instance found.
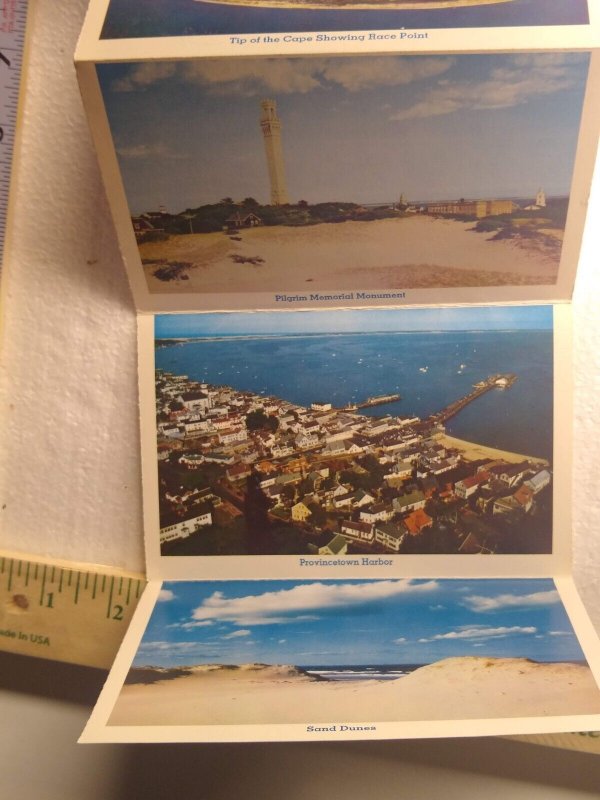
[76,1,600,745]
[80,576,600,742]
[98,0,590,40]
[90,51,598,312]
[138,304,572,580]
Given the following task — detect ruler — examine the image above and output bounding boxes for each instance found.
[0,550,146,669]
[0,0,30,279]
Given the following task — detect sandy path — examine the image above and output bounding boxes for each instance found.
[108,658,600,727]
[140,216,560,295]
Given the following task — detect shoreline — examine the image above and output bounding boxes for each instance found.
[436,433,549,466]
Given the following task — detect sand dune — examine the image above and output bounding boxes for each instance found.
[140,216,560,295]
[108,657,600,727]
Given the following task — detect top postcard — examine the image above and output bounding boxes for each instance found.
[86,0,598,46]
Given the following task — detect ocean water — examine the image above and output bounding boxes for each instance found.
[155,329,553,460]
[305,665,422,681]
[101,0,588,39]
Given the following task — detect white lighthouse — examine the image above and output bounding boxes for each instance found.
[535,188,546,208]
[260,99,289,206]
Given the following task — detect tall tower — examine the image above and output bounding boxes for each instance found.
[260,99,289,206]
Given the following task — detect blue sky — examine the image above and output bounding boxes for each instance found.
[98,53,589,215]
[133,578,585,668]
[154,305,553,339]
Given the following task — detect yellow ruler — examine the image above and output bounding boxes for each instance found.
[0,550,146,669]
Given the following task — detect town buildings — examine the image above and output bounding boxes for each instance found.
[155,367,552,556]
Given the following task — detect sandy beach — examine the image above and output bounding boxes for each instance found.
[140,216,560,295]
[108,657,600,727]
[436,434,549,466]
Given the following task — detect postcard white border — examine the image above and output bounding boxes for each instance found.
[75,49,600,316]
[139,303,570,582]
[76,0,600,61]
[79,575,600,743]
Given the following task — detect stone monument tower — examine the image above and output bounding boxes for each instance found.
[260,99,289,206]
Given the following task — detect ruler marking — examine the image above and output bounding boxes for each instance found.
[106,576,115,619]
[0,551,146,669]
[39,564,47,606]
[102,574,106,593]
[0,0,29,274]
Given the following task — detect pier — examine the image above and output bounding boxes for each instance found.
[341,393,401,412]
[428,374,517,425]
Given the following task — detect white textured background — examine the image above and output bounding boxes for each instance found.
[0,0,598,626]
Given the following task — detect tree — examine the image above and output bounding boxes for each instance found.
[246,410,279,432]
[242,197,259,207]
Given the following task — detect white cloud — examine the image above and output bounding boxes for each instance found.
[158,589,175,602]
[117,143,189,160]
[419,625,537,643]
[138,640,202,653]
[191,579,439,626]
[548,630,575,637]
[462,589,560,612]
[320,57,454,92]
[112,56,454,96]
[180,620,214,629]
[222,629,251,640]
[112,61,177,92]
[390,55,584,121]
[394,637,407,644]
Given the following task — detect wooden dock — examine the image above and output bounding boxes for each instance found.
[428,374,517,425]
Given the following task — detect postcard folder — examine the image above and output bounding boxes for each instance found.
[75,0,600,314]
[76,0,600,744]
[81,304,600,743]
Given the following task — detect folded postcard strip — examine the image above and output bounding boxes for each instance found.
[76,0,600,743]
[81,304,600,742]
